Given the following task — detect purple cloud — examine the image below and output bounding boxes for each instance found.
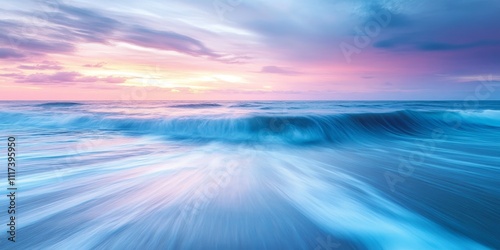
[103,76,128,83]
[1,71,128,84]
[260,66,301,75]
[0,73,23,78]
[0,30,75,55]
[50,4,121,44]
[18,61,63,70]
[83,62,106,68]
[0,4,234,62]
[0,48,25,59]
[20,72,91,83]
[121,26,216,57]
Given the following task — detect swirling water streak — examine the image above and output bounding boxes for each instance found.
[0,101,499,249]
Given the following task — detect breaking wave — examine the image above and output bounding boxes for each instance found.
[37,102,84,107]
[168,103,223,108]
[1,110,498,144]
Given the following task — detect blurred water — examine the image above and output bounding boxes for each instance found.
[0,101,499,249]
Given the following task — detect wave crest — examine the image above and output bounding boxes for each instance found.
[4,110,497,144]
[169,103,222,108]
[37,102,83,107]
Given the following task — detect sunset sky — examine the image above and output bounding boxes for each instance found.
[1,0,500,100]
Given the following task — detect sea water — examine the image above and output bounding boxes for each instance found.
[0,101,499,249]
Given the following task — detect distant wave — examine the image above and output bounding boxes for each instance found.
[3,110,499,144]
[37,102,83,107]
[229,103,262,108]
[169,103,222,108]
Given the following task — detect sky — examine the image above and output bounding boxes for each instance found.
[1,0,500,100]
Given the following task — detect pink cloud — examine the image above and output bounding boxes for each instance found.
[83,62,106,68]
[260,66,301,75]
[2,71,128,84]
[18,61,63,70]
[104,76,128,83]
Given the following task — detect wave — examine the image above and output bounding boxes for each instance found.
[3,110,498,144]
[229,103,262,108]
[5,102,499,249]
[457,110,500,127]
[37,102,84,107]
[169,103,222,108]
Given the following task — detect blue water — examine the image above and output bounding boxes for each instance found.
[0,101,499,249]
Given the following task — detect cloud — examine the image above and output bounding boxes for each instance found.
[2,0,500,100]
[0,73,23,78]
[0,48,25,58]
[260,66,301,75]
[103,76,128,83]
[1,71,128,84]
[0,3,236,62]
[221,0,500,68]
[118,25,248,63]
[417,41,500,51]
[18,61,63,70]
[120,26,217,57]
[83,62,106,68]
[0,6,114,54]
[18,72,95,83]
[0,22,76,55]
[50,4,121,44]
[374,37,500,51]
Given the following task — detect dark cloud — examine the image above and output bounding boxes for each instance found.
[373,38,402,49]
[374,36,500,51]
[417,41,500,51]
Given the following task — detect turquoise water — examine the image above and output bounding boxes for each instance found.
[1,101,499,249]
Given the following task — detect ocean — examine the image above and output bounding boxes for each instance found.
[0,101,499,249]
